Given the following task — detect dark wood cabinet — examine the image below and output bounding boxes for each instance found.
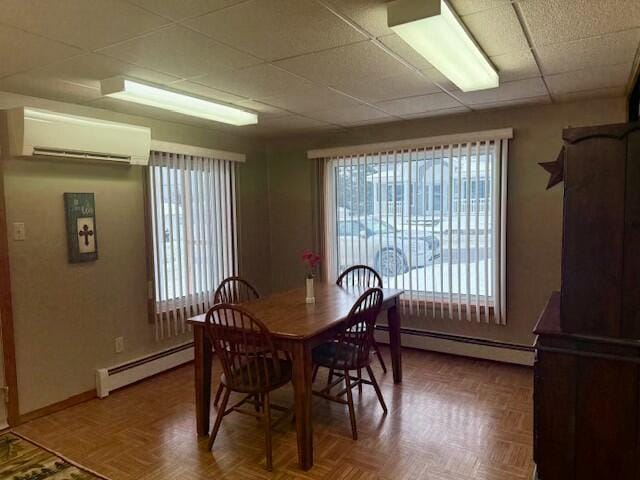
[534,122,640,480]
[561,123,640,338]
[534,293,640,480]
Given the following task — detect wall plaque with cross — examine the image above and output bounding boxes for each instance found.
[64,193,98,263]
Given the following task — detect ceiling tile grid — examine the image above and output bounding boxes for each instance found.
[97,24,262,79]
[0,0,637,137]
[0,0,171,50]
[182,0,368,61]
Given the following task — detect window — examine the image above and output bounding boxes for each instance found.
[318,130,510,324]
[432,184,442,212]
[149,150,237,338]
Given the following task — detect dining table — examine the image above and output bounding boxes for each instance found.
[188,282,404,471]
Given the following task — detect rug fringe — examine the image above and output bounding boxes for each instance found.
[7,431,112,480]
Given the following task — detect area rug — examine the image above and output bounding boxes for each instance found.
[0,432,109,480]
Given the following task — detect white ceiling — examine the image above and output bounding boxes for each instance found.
[0,0,638,137]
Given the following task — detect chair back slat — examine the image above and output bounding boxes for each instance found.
[334,288,384,368]
[337,265,383,289]
[214,276,260,304]
[205,304,281,392]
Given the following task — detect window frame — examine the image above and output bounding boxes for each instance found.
[145,142,243,337]
[316,130,511,324]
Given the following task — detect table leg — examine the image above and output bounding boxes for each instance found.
[194,325,212,436]
[387,301,403,384]
[292,341,313,470]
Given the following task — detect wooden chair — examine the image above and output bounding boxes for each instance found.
[213,276,260,305]
[336,265,388,374]
[212,276,260,407]
[312,288,387,440]
[205,303,292,471]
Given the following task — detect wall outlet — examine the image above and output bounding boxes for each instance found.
[13,223,26,241]
[115,336,124,353]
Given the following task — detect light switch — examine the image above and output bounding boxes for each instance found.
[13,222,26,241]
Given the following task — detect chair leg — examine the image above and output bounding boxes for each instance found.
[373,341,388,374]
[213,382,224,407]
[357,368,363,394]
[208,386,230,450]
[263,392,273,471]
[366,365,388,414]
[343,369,358,440]
[312,364,320,383]
[327,367,334,388]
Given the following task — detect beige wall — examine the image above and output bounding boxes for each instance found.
[0,91,629,414]
[264,97,627,347]
[1,92,269,414]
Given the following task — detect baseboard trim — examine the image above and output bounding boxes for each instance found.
[375,326,535,366]
[96,341,194,398]
[19,389,97,424]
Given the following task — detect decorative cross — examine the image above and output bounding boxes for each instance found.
[79,224,94,246]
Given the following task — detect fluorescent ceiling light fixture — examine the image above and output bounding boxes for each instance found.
[100,77,257,126]
[388,0,499,92]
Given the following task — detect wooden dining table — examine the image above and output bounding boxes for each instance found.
[188,282,404,471]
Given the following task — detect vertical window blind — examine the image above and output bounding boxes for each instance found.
[313,130,510,324]
[149,150,238,339]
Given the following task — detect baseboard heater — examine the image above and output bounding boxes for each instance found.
[96,342,194,398]
[375,326,535,366]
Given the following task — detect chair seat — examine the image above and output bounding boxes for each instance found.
[221,357,292,393]
[312,341,370,370]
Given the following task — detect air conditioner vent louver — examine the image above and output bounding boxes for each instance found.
[2,107,151,165]
[32,147,131,162]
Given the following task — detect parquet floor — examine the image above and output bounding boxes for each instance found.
[15,348,534,480]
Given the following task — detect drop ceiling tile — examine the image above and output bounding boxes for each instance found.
[537,29,640,75]
[307,105,392,125]
[544,63,632,95]
[470,94,551,110]
[127,0,244,20]
[453,77,548,105]
[376,92,464,116]
[378,34,435,70]
[274,41,414,86]
[254,114,337,131]
[258,86,364,113]
[0,51,181,104]
[0,74,101,103]
[400,106,472,119]
[342,116,400,127]
[0,25,82,78]
[490,49,540,82]
[551,86,626,103]
[323,0,393,38]
[450,0,512,16]
[234,99,290,117]
[461,4,529,56]
[98,25,261,79]
[421,68,458,91]
[166,80,248,104]
[519,0,640,46]
[183,0,367,61]
[332,71,442,103]
[0,0,170,50]
[192,64,316,99]
[21,53,179,90]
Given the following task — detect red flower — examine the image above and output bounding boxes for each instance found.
[301,250,321,269]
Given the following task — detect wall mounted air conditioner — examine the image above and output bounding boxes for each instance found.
[2,107,151,165]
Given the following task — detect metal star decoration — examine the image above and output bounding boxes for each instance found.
[539,146,565,190]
